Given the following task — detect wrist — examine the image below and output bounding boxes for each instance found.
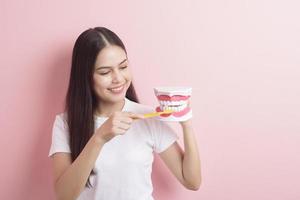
[180,119,193,127]
[91,134,106,146]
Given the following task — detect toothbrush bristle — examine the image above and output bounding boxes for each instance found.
[164,109,173,113]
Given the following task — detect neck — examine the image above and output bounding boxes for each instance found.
[94,98,125,117]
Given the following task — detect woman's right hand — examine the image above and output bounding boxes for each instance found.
[94,111,144,144]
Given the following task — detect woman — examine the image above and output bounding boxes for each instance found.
[49,27,201,200]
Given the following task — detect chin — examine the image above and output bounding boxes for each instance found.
[104,90,127,103]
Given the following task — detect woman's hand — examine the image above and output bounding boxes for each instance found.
[94,111,144,144]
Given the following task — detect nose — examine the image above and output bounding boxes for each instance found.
[112,69,124,83]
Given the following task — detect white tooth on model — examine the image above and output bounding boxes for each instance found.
[178,105,183,111]
[178,105,182,111]
[172,101,178,106]
[181,104,185,111]
[158,98,189,112]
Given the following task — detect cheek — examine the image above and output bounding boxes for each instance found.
[93,75,111,90]
[124,69,132,80]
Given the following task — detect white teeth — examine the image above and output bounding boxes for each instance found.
[110,85,124,92]
[159,100,188,106]
[161,103,187,112]
[159,100,188,112]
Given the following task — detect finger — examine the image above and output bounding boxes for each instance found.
[123,112,145,120]
[118,123,131,131]
[114,126,130,135]
[130,113,145,119]
[119,117,133,125]
[112,119,131,130]
[113,128,126,135]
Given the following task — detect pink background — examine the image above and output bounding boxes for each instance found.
[1,0,299,199]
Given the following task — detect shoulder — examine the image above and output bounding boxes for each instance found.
[55,112,67,121]
[54,112,68,129]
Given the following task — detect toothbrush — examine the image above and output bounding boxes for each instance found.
[142,110,174,118]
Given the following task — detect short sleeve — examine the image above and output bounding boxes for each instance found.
[48,114,71,157]
[149,119,179,154]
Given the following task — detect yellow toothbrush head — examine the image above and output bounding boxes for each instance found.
[143,109,174,118]
[161,109,173,114]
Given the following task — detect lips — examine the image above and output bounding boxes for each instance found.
[109,84,125,90]
[108,84,126,93]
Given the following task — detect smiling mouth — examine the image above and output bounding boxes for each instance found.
[108,84,126,93]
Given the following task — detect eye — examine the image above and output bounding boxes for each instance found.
[120,66,128,70]
[99,71,110,75]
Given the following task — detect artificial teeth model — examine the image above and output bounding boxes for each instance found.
[154,87,192,122]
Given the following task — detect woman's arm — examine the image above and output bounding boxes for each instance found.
[181,120,201,189]
[52,135,105,200]
[51,112,144,200]
[159,120,201,190]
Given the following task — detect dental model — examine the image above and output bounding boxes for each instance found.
[154,87,192,122]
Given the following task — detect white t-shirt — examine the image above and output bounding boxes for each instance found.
[48,97,178,200]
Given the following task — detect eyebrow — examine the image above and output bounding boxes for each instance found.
[96,59,128,70]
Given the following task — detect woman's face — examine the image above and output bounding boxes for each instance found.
[93,45,132,104]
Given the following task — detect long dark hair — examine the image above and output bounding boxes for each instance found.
[64,27,139,187]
